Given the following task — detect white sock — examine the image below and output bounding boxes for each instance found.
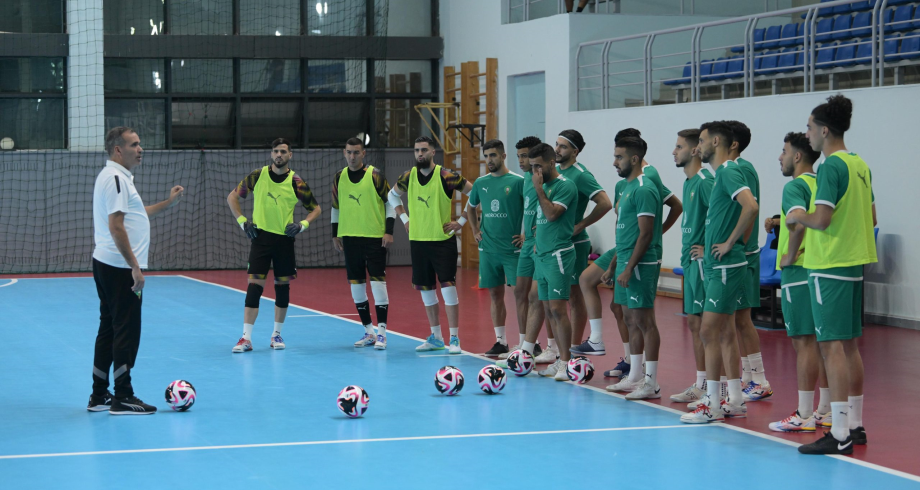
[494,326,506,344]
[645,361,658,385]
[243,323,254,340]
[830,402,850,441]
[623,342,631,359]
[720,375,728,383]
[522,341,536,354]
[640,352,646,366]
[449,327,459,338]
[519,333,526,346]
[817,388,831,414]
[378,323,387,336]
[588,318,603,343]
[748,352,767,385]
[627,354,644,383]
[727,379,743,403]
[706,380,720,407]
[547,338,556,350]
[848,395,864,430]
[364,324,375,335]
[430,325,443,340]
[273,322,284,336]
[741,357,752,384]
[696,371,706,389]
[798,390,815,417]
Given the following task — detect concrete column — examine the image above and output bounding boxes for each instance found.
[67,0,105,151]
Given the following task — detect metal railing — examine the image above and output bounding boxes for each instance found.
[507,0,784,24]
[576,0,920,110]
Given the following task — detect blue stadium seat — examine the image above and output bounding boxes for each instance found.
[756,51,780,75]
[850,1,873,11]
[855,39,873,64]
[815,18,835,43]
[734,28,765,53]
[852,11,872,37]
[777,23,799,48]
[883,34,902,59]
[760,232,781,287]
[834,40,858,66]
[833,3,851,15]
[816,42,838,69]
[710,57,729,80]
[724,55,745,78]
[776,48,801,72]
[889,5,914,33]
[664,62,691,86]
[700,59,714,81]
[887,0,910,5]
[818,0,835,18]
[763,25,783,49]
[914,5,920,29]
[831,14,852,41]
[882,8,894,33]
[897,34,920,60]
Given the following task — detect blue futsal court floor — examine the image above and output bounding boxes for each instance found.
[1,276,918,489]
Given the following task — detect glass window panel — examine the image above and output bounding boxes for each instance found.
[376,61,431,94]
[241,60,301,93]
[308,0,367,36]
[103,0,165,35]
[0,58,65,94]
[104,59,165,94]
[375,98,433,148]
[104,99,167,149]
[380,0,429,36]
[240,0,301,35]
[308,99,368,148]
[241,100,302,148]
[171,100,235,148]
[307,60,366,94]
[169,0,232,35]
[0,0,64,33]
[171,59,233,94]
[0,98,65,149]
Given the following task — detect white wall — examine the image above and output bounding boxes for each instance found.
[441,0,920,324]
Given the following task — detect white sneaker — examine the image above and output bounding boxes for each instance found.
[670,383,705,403]
[415,335,446,352]
[680,397,724,424]
[374,334,387,350]
[354,333,376,348]
[688,392,724,410]
[814,410,832,427]
[769,410,816,432]
[270,335,286,350]
[538,359,564,377]
[534,346,559,364]
[554,362,570,381]
[498,344,521,360]
[448,336,462,354]
[606,378,641,392]
[232,337,253,353]
[625,381,662,400]
[720,397,748,418]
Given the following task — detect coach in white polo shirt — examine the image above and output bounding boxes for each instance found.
[88,126,184,415]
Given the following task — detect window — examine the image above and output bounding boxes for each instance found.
[0,99,66,150]
[171,59,233,93]
[308,99,368,147]
[377,61,431,94]
[103,0,165,35]
[384,0,431,37]
[308,59,366,93]
[241,100,302,147]
[241,60,301,93]
[104,59,165,94]
[171,100,235,148]
[0,0,64,33]
[308,0,367,36]
[104,99,167,149]
[0,58,65,94]
[240,0,301,36]
[169,0,233,35]
[376,98,433,148]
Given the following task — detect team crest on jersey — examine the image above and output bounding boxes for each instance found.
[491,199,500,212]
[504,186,511,195]
[537,206,543,218]
[691,191,695,200]
[524,196,530,208]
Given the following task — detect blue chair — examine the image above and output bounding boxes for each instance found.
[890,5,914,33]
[831,14,853,41]
[763,25,783,49]
[710,57,729,80]
[883,34,902,60]
[833,3,851,15]
[699,60,714,81]
[816,42,838,68]
[818,0,835,17]
[731,28,765,52]
[815,18,835,43]
[897,34,920,60]
[664,62,691,86]
[835,40,858,66]
[756,51,780,75]
[882,8,895,33]
[887,0,910,5]
[851,1,872,11]
[777,23,799,48]
[852,11,872,37]
[758,230,783,329]
[777,48,801,72]
[913,5,920,30]
[724,55,745,78]
[855,39,873,64]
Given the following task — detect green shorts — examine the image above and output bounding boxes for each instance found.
[736,252,761,310]
[703,264,746,314]
[808,266,864,342]
[613,261,660,309]
[682,259,706,316]
[571,240,591,285]
[781,265,814,337]
[593,247,616,273]
[479,251,519,288]
[536,247,576,301]
[516,240,536,278]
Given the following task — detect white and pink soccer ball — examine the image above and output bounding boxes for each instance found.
[337,385,370,418]
[477,365,506,394]
[506,349,534,376]
[435,366,465,395]
[165,380,196,411]
[566,356,595,384]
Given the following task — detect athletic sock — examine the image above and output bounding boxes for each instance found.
[519,333,526,346]
[720,376,729,399]
[430,325,443,340]
[741,357,752,384]
[623,342,631,359]
[645,361,658,385]
[449,327,459,338]
[706,380,720,407]
[817,387,831,414]
[798,390,815,418]
[273,322,284,336]
[727,379,743,404]
[547,338,556,350]
[749,352,767,384]
[627,354,644,383]
[375,304,389,326]
[243,323,254,341]
[696,371,707,389]
[355,300,373,328]
[848,395,864,429]
[588,318,603,343]
[522,341,536,355]
[377,323,387,337]
[494,326,506,344]
[830,402,850,441]
[364,323,375,335]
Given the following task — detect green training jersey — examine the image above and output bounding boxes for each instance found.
[468,171,525,255]
[614,179,626,210]
[680,168,714,266]
[640,164,672,261]
[534,175,579,256]
[522,170,539,242]
[616,175,661,263]
[704,161,749,268]
[556,162,604,244]
[814,153,875,206]
[736,157,761,254]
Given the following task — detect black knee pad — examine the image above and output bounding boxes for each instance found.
[274,283,290,308]
[245,283,264,308]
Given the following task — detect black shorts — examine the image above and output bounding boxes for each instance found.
[342,236,387,284]
[247,231,297,281]
[410,237,458,290]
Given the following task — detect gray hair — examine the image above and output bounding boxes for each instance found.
[105,126,135,156]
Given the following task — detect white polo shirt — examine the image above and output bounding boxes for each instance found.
[92,160,150,269]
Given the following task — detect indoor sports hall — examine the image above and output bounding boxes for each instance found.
[2,1,920,488]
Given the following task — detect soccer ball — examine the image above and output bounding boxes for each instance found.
[165,380,196,411]
[435,366,464,395]
[337,385,369,418]
[506,349,534,376]
[566,356,595,384]
[477,365,507,394]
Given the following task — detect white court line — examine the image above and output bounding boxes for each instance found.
[0,425,702,460]
[288,314,359,318]
[0,279,19,288]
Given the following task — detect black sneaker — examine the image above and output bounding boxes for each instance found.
[485,342,509,356]
[850,426,867,445]
[110,396,157,415]
[798,432,854,455]
[87,391,114,412]
[533,342,543,358]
